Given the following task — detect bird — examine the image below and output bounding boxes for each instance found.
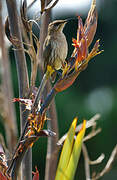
[33,20,68,106]
[43,19,68,82]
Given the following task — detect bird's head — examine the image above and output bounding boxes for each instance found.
[48,19,67,34]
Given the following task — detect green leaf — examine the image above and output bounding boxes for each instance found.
[63,120,86,180]
[55,119,86,180]
[55,118,77,180]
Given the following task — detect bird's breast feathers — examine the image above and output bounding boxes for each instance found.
[43,33,68,71]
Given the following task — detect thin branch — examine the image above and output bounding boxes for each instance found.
[28,23,38,87]
[7,121,30,175]
[76,114,101,133]
[32,73,48,108]
[57,114,101,146]
[45,81,59,180]
[42,0,59,13]
[20,1,39,87]
[90,154,105,165]
[82,143,91,180]
[92,145,117,180]
[82,143,105,180]
[83,128,101,142]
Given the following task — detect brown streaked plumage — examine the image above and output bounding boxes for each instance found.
[43,20,68,81]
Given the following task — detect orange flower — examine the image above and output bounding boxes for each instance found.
[72,0,98,69]
[72,17,88,69]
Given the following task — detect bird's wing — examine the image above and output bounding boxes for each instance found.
[43,37,52,73]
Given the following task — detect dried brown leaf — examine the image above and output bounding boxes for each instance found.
[20,0,31,32]
[5,17,21,47]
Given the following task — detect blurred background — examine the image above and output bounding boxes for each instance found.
[1,0,117,179]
